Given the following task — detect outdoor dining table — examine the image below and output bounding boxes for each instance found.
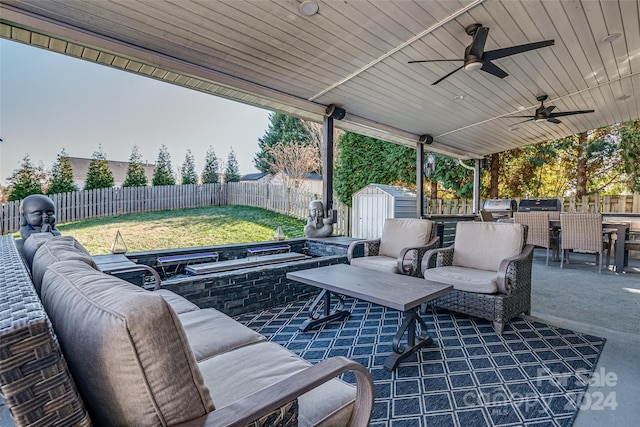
[551,220,630,273]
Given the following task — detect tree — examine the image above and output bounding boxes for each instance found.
[84,145,114,190]
[122,145,148,187]
[618,119,640,192]
[47,148,77,194]
[266,140,321,188]
[201,146,220,184]
[334,132,415,206]
[224,149,241,183]
[152,144,175,186]
[7,155,44,201]
[254,113,310,173]
[181,149,198,185]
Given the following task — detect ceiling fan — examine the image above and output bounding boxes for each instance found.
[507,95,595,124]
[408,23,554,85]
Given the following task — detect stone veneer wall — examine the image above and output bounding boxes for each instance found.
[132,236,359,316]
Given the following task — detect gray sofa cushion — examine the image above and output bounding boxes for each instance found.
[379,219,433,260]
[31,236,98,294]
[22,232,55,269]
[179,308,266,362]
[41,260,214,426]
[452,222,525,272]
[199,341,356,427]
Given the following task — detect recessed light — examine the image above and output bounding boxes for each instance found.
[601,33,621,43]
[618,94,631,101]
[299,0,319,16]
[454,95,465,101]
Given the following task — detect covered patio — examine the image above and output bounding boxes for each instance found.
[1,1,639,426]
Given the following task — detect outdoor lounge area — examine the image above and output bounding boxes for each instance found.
[1,231,638,427]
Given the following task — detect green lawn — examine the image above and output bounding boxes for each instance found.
[57,205,307,255]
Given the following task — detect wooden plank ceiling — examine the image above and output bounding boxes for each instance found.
[1,0,638,159]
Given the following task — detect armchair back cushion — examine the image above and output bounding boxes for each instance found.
[452,222,525,272]
[22,232,55,269]
[41,260,214,426]
[378,219,433,259]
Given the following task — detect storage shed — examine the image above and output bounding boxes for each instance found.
[351,184,418,239]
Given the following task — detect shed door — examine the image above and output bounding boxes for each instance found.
[353,195,387,239]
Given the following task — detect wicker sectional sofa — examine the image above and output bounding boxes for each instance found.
[0,235,373,427]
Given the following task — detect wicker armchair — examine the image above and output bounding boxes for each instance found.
[347,218,439,277]
[421,222,534,334]
[514,212,557,265]
[559,213,611,273]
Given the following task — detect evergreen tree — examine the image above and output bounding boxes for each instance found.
[224,149,241,183]
[7,155,44,201]
[201,146,219,184]
[122,145,148,187]
[334,132,415,206]
[181,149,198,185]
[47,148,77,195]
[84,145,114,190]
[253,113,310,173]
[619,119,640,193]
[152,144,175,186]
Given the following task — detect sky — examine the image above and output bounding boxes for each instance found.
[0,39,273,185]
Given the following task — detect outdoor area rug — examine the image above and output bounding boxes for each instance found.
[236,298,606,427]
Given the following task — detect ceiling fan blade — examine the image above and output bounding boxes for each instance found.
[431,64,465,85]
[469,26,489,58]
[547,117,562,124]
[548,109,595,118]
[544,106,556,114]
[505,115,535,119]
[408,59,465,63]
[480,61,508,78]
[483,39,555,61]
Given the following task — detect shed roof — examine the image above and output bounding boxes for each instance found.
[354,184,417,200]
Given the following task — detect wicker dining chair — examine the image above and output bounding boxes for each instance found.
[513,212,556,265]
[559,213,611,273]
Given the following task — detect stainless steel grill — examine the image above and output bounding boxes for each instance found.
[481,199,518,219]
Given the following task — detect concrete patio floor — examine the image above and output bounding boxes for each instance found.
[1,251,638,426]
[527,250,640,426]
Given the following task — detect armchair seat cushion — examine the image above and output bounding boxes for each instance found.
[349,255,411,274]
[423,266,498,294]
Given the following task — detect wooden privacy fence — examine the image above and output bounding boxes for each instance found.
[1,185,638,236]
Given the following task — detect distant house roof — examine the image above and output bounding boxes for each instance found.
[302,173,322,181]
[240,172,270,181]
[68,157,155,186]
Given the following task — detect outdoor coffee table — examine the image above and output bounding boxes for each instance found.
[286,264,452,371]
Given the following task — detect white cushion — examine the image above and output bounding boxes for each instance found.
[452,222,524,272]
[378,219,433,259]
[423,266,498,294]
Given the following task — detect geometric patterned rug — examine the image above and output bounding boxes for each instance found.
[236,297,605,427]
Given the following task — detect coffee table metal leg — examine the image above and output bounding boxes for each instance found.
[299,289,350,332]
[384,308,433,371]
